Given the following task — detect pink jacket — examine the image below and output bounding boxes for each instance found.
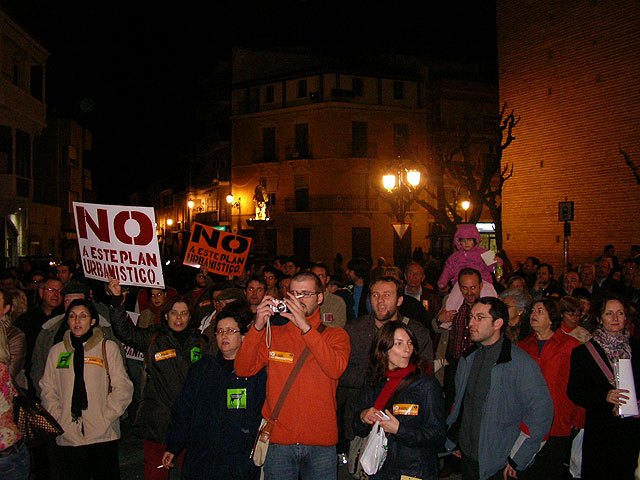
[438,224,495,288]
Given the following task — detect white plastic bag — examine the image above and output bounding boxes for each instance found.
[570,428,584,478]
[359,421,388,475]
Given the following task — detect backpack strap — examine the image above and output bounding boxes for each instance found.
[585,340,615,387]
[102,339,112,393]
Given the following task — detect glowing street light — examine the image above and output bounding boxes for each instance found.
[166,218,174,226]
[406,170,421,188]
[461,200,470,223]
[187,200,195,209]
[383,174,397,191]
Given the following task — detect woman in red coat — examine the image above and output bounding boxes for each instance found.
[518,297,584,479]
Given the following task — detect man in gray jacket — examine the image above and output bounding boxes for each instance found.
[446,297,553,480]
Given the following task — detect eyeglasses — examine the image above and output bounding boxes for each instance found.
[168,310,190,318]
[215,328,240,336]
[469,314,492,322]
[44,288,61,294]
[290,290,319,298]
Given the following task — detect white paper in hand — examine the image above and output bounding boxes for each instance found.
[615,359,639,417]
[481,250,496,266]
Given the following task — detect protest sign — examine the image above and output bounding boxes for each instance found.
[123,311,144,361]
[73,202,165,288]
[183,222,252,276]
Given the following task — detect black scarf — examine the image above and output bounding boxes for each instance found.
[70,328,94,422]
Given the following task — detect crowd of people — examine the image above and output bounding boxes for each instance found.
[0,231,639,479]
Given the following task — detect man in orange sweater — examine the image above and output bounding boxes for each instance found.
[235,271,351,480]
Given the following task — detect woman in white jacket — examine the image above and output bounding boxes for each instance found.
[40,299,133,480]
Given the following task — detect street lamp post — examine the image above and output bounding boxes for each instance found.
[461,200,470,223]
[380,164,423,269]
[226,194,241,232]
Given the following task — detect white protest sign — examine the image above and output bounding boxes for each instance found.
[73,202,165,288]
[123,311,144,361]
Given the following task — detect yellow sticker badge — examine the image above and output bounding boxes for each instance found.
[155,349,177,362]
[84,357,104,368]
[392,404,419,416]
[268,350,294,363]
[400,476,422,480]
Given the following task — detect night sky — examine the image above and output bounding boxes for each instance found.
[1,1,497,203]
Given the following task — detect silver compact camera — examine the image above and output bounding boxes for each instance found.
[269,299,289,314]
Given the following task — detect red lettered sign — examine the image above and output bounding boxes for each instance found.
[73,202,165,288]
[183,222,252,277]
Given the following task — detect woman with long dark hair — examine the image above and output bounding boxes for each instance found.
[107,278,208,480]
[353,322,446,479]
[0,321,30,480]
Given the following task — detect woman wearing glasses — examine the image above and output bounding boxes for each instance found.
[40,299,133,479]
[518,297,584,479]
[106,278,208,480]
[162,301,266,479]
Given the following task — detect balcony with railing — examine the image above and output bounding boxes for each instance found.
[348,142,377,158]
[284,195,378,213]
[252,147,279,164]
[285,143,313,160]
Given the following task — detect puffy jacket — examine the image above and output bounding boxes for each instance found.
[32,312,125,398]
[352,371,446,480]
[234,308,350,446]
[109,300,208,443]
[165,353,267,480]
[518,329,585,436]
[438,224,495,288]
[39,327,133,446]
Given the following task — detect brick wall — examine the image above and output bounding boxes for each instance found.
[497,0,640,272]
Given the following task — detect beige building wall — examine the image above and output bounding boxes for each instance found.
[231,80,430,264]
[497,0,640,271]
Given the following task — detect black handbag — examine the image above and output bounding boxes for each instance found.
[13,389,64,448]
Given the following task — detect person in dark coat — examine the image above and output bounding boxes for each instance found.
[353,322,445,480]
[162,301,266,479]
[567,295,640,479]
[106,278,208,480]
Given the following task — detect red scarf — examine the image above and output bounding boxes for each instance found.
[374,364,416,411]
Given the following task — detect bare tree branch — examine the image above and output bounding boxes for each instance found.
[620,144,640,185]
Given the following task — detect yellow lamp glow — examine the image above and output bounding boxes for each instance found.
[461,200,470,211]
[187,200,195,209]
[383,174,397,191]
[406,170,421,187]
[166,219,173,226]
[226,194,234,205]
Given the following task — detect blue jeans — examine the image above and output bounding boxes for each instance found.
[264,443,337,480]
[0,441,30,480]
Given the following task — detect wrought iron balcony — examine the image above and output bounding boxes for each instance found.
[284,195,378,213]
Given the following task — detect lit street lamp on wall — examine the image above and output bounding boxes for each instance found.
[226,194,241,211]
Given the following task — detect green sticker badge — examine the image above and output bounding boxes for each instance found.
[227,388,247,409]
[56,352,72,369]
[190,347,202,363]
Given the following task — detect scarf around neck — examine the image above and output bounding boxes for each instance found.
[592,327,631,364]
[374,364,416,411]
[70,328,94,422]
